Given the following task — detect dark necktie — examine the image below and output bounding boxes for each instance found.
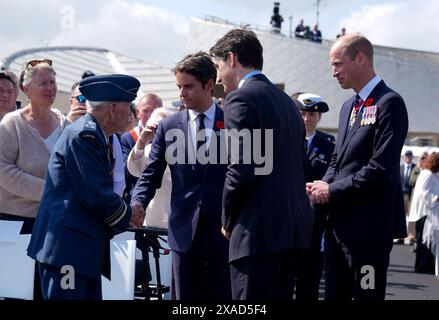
[196,113,206,155]
[405,165,410,184]
[107,136,115,168]
[348,94,363,130]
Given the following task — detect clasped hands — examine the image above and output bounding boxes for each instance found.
[130,201,146,228]
[306,180,330,205]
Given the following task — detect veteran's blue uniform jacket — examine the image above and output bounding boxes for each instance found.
[306,130,335,183]
[27,113,131,280]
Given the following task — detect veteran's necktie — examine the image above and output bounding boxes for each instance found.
[107,137,115,169]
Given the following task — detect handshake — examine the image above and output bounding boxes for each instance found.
[306,180,330,205]
[129,201,146,228]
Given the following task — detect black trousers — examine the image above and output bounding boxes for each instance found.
[171,215,231,301]
[230,249,300,300]
[415,216,435,274]
[295,248,324,300]
[324,231,391,301]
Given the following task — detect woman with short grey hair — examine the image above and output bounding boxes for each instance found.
[0,59,69,234]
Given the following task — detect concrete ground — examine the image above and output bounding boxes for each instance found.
[386,243,439,300]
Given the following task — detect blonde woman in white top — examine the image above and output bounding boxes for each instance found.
[127,107,175,229]
[0,59,68,234]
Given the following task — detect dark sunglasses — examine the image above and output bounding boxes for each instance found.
[73,95,86,103]
[23,59,53,70]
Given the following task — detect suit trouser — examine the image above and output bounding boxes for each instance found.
[414,216,435,274]
[38,262,102,300]
[171,217,231,300]
[295,248,324,300]
[295,207,325,300]
[230,249,300,300]
[324,231,391,301]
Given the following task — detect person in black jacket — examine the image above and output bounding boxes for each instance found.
[210,29,313,300]
[308,34,408,300]
[292,92,335,300]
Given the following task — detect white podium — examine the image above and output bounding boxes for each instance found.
[0,234,35,300]
[102,237,137,300]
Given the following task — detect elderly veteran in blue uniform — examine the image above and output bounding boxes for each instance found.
[27,74,145,300]
[291,92,335,300]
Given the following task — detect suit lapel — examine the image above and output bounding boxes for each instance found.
[178,109,191,165]
[336,81,385,166]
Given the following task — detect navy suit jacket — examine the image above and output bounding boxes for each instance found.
[323,80,408,257]
[400,162,416,195]
[27,114,131,280]
[222,74,314,262]
[131,105,228,254]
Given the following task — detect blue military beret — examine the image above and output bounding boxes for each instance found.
[296,93,329,113]
[79,74,140,102]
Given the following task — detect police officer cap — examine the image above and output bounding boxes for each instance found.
[79,74,140,102]
[296,93,329,113]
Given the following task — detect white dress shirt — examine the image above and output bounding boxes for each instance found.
[187,101,216,158]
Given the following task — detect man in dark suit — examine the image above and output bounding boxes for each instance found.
[292,93,335,300]
[27,74,145,300]
[120,93,162,202]
[400,150,417,243]
[307,34,408,300]
[210,29,313,300]
[131,52,231,300]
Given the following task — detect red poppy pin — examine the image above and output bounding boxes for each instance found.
[215,120,225,129]
[365,98,374,107]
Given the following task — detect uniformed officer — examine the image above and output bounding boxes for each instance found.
[27,74,145,300]
[291,92,335,300]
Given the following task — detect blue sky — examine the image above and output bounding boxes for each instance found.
[0,0,438,67]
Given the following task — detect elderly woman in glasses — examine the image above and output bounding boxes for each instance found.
[0,59,69,234]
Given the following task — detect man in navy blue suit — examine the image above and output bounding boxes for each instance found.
[307,34,408,300]
[131,52,231,300]
[210,29,313,300]
[27,74,145,300]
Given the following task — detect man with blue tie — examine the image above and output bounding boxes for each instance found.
[399,150,417,244]
[27,74,145,300]
[131,52,231,300]
[307,34,408,300]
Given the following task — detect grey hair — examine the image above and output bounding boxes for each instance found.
[86,100,108,110]
[146,107,176,127]
[21,63,56,91]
